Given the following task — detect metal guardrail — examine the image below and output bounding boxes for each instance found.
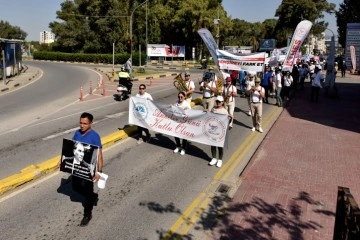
[334,186,360,240]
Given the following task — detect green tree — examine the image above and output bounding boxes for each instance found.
[0,20,27,40]
[274,0,335,47]
[49,0,129,53]
[336,0,360,48]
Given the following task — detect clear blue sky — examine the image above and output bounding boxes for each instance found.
[0,0,341,41]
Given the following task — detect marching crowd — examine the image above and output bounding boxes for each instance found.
[133,59,331,169]
[63,58,334,227]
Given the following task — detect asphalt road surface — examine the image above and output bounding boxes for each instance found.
[0,62,281,239]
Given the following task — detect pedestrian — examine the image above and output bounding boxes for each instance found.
[183,72,195,103]
[230,70,239,86]
[275,68,283,107]
[124,58,132,75]
[291,64,299,90]
[207,95,231,168]
[200,72,218,111]
[282,71,293,100]
[309,61,315,83]
[341,61,347,77]
[249,78,265,133]
[245,72,256,116]
[173,91,191,155]
[311,66,322,102]
[238,70,246,96]
[135,84,153,144]
[70,112,103,226]
[298,64,309,90]
[223,76,238,129]
[261,66,272,103]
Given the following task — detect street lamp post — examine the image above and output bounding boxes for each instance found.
[130,0,149,66]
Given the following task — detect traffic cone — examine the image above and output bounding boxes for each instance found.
[80,86,84,101]
[89,81,92,94]
[102,81,106,96]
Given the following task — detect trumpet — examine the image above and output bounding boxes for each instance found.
[173,73,190,98]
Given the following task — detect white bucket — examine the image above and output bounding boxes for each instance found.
[97,173,109,189]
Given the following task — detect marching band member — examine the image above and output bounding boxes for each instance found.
[223,76,238,129]
[183,72,195,103]
[173,91,191,155]
[200,72,218,111]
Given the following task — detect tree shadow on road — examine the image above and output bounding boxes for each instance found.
[137,190,334,239]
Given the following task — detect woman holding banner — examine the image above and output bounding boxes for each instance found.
[173,91,191,156]
[207,95,231,168]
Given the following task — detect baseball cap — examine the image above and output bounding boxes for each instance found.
[208,66,214,70]
[185,72,190,76]
[215,95,224,102]
[255,77,261,83]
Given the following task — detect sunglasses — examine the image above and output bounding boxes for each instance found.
[178,96,184,99]
[139,88,145,90]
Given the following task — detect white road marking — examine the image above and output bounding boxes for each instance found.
[0,140,128,203]
[42,112,126,140]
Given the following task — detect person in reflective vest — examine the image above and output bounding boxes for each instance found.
[118,67,132,93]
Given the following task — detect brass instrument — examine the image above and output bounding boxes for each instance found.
[225,84,231,104]
[215,74,224,95]
[173,73,190,98]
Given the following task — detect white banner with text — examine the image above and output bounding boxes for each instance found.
[216,50,266,72]
[129,97,229,147]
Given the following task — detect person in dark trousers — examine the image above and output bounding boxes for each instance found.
[291,64,299,90]
[261,66,272,103]
[341,61,347,77]
[67,112,103,227]
[135,84,153,144]
[311,67,322,102]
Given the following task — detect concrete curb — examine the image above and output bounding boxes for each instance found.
[0,68,42,93]
[0,98,204,196]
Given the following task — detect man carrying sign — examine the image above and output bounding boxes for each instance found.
[60,112,103,227]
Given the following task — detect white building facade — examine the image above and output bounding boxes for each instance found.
[39,31,55,44]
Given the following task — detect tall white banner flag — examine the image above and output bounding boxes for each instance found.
[129,97,229,147]
[198,28,219,67]
[350,45,356,71]
[283,20,313,71]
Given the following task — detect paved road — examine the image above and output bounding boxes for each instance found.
[0,61,285,239]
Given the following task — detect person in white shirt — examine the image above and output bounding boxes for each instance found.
[223,77,238,129]
[173,91,191,155]
[183,72,195,103]
[200,72,218,111]
[135,84,153,144]
[245,73,256,116]
[249,78,265,133]
[311,66,322,102]
[207,95,231,168]
[275,69,283,107]
[309,61,315,82]
[283,71,293,100]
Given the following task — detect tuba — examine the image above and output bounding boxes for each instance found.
[173,73,190,98]
[215,74,224,95]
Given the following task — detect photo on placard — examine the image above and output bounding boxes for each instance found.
[60,138,99,181]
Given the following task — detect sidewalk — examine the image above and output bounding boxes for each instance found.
[0,64,41,93]
[212,75,360,239]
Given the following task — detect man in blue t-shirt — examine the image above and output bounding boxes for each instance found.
[71,112,103,227]
[261,66,273,103]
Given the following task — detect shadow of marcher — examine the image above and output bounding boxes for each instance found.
[148,133,211,162]
[57,176,83,203]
